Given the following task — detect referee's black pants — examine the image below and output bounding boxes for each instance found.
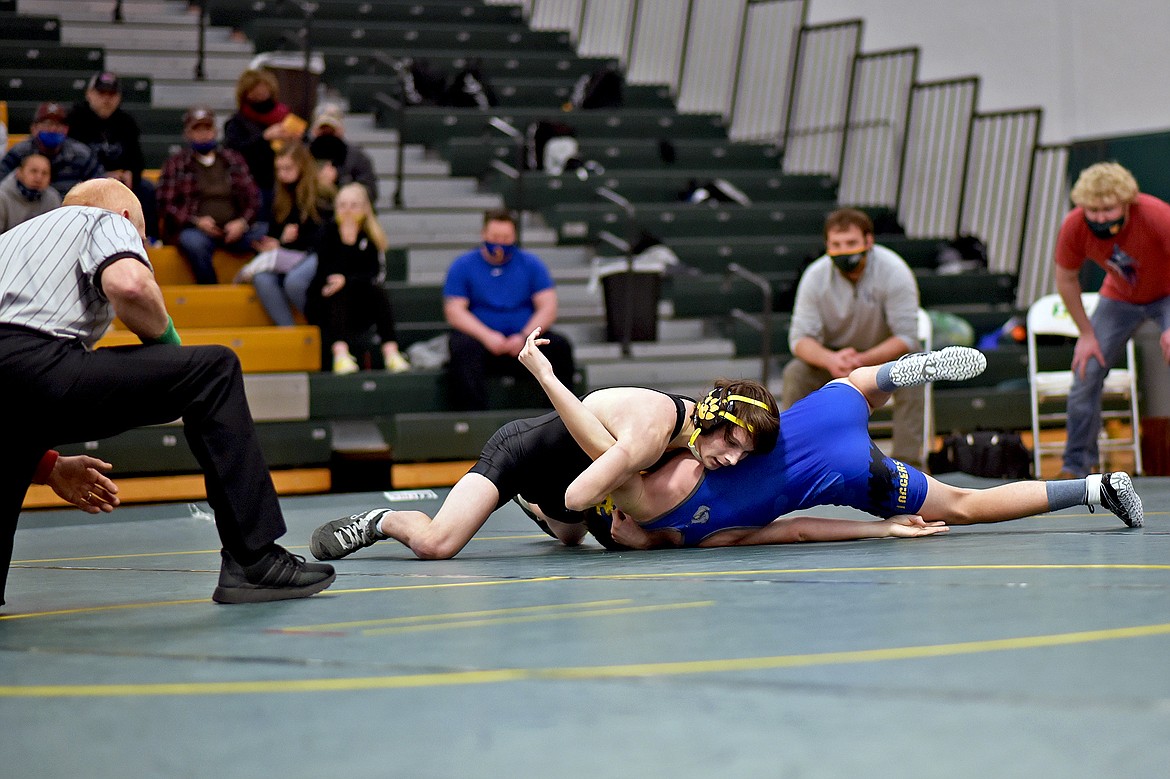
[0,328,286,605]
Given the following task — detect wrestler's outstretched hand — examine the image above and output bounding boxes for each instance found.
[610,508,653,550]
[881,514,948,538]
[517,327,555,382]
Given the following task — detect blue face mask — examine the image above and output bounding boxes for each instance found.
[35,131,66,150]
[190,139,218,154]
[482,241,516,263]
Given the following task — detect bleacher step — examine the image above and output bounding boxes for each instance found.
[575,338,735,363]
[584,356,767,389]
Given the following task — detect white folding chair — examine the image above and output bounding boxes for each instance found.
[1026,292,1143,477]
[917,308,934,467]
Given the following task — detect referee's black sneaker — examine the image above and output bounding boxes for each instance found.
[212,546,336,604]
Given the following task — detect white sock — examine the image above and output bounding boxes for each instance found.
[1084,474,1103,506]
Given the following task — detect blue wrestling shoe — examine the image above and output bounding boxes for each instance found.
[887,346,987,387]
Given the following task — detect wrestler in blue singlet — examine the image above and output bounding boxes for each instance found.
[638,381,929,546]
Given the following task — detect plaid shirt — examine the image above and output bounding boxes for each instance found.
[156,146,260,242]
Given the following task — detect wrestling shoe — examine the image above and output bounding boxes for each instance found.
[513,495,557,539]
[309,509,387,560]
[887,346,987,387]
[1096,472,1144,528]
[212,546,335,604]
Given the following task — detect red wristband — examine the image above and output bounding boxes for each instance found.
[33,450,59,484]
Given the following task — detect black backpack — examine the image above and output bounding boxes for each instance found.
[441,61,499,109]
[928,430,1032,479]
[570,67,624,110]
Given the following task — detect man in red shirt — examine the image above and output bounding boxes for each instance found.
[1053,162,1170,477]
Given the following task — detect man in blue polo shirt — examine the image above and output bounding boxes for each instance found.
[442,209,575,410]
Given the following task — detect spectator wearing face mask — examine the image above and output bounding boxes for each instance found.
[307,103,378,205]
[0,102,105,199]
[66,72,159,241]
[156,106,266,284]
[442,208,575,410]
[223,69,302,221]
[0,153,62,233]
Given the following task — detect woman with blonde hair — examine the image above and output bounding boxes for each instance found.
[310,182,409,373]
[238,143,334,325]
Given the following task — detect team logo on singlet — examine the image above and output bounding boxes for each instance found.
[691,505,711,525]
[1107,244,1138,287]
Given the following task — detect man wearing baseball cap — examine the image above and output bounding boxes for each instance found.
[157,106,266,283]
[307,102,378,203]
[67,72,159,240]
[0,102,105,198]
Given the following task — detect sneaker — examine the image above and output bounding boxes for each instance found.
[888,346,987,387]
[211,546,335,604]
[1099,472,1143,528]
[309,509,387,560]
[384,351,411,374]
[333,351,359,375]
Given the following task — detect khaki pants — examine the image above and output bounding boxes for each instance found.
[780,358,925,467]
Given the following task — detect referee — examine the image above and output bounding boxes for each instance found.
[0,179,334,608]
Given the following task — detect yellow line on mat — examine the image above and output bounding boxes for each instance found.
[3,620,1168,698]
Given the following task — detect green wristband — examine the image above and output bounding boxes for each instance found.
[146,316,182,346]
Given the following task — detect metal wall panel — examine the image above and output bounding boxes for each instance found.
[676,0,747,115]
[781,20,861,175]
[837,48,917,206]
[1016,144,1070,307]
[626,0,690,88]
[899,78,978,238]
[577,0,637,60]
[959,110,1041,274]
[728,0,805,142]
[530,0,585,35]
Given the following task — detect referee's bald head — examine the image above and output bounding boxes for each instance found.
[63,179,147,238]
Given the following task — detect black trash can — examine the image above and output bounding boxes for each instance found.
[602,270,661,343]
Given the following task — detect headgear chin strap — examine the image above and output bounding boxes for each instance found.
[688,388,772,456]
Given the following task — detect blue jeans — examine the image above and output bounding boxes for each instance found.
[252,254,318,326]
[1063,294,1170,475]
[177,222,269,284]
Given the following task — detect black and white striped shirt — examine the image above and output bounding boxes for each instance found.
[0,206,151,348]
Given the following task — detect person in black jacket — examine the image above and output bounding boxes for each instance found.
[66,72,159,240]
[309,183,408,374]
[223,69,301,222]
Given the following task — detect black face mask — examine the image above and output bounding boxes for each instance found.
[1085,214,1125,240]
[249,97,277,114]
[14,178,43,202]
[829,249,867,274]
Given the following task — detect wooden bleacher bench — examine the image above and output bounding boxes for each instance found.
[23,468,332,508]
[146,284,279,329]
[147,245,252,286]
[97,325,321,372]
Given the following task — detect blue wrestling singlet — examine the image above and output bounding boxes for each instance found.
[638,381,929,545]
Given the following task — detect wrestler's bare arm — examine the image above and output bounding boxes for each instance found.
[699,515,948,547]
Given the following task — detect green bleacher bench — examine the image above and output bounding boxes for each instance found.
[211,0,522,29]
[379,106,728,146]
[0,71,152,103]
[664,272,798,317]
[385,282,444,323]
[490,169,837,212]
[309,370,448,418]
[551,201,834,243]
[0,15,60,42]
[916,271,1016,308]
[931,387,1035,433]
[139,133,182,169]
[444,136,783,177]
[605,235,823,276]
[249,19,570,54]
[0,41,102,71]
[318,47,617,83]
[56,421,332,477]
[383,409,547,461]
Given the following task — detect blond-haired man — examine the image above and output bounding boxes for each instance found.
[1053,162,1170,477]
